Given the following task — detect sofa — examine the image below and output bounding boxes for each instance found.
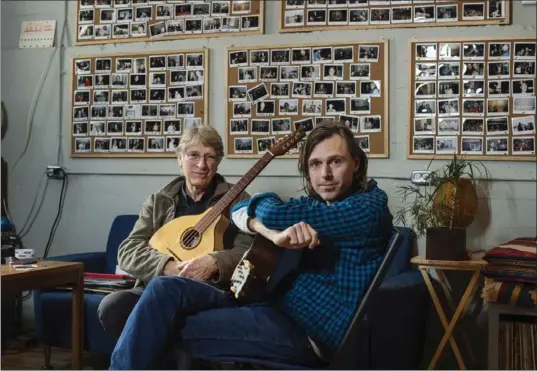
[33,215,429,369]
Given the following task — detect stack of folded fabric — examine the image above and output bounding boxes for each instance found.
[481,237,537,309]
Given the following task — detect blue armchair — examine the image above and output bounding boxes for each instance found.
[32,214,139,367]
[365,226,429,369]
[33,215,428,370]
[204,227,429,370]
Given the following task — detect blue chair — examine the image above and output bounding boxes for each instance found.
[32,214,139,368]
[191,227,428,370]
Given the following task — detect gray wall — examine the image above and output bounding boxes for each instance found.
[1,0,536,344]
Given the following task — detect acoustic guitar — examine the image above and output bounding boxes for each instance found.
[148,128,306,262]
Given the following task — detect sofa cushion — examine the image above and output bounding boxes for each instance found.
[104,215,138,274]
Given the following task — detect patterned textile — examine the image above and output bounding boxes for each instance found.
[482,237,537,284]
[483,237,536,261]
[231,180,393,352]
[482,278,537,309]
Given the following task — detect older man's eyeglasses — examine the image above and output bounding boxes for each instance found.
[185,151,218,164]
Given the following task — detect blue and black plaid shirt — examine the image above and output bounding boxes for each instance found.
[232,180,393,352]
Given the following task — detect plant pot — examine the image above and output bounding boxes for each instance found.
[425,227,469,261]
[433,178,478,228]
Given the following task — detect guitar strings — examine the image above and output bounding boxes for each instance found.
[181,228,200,249]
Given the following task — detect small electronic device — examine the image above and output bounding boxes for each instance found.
[15,248,35,259]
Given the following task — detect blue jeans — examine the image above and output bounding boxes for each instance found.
[109,276,322,370]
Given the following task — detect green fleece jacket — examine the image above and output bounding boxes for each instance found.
[117,174,254,287]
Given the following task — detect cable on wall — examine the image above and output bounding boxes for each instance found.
[18,171,50,238]
[10,47,58,173]
[43,168,68,260]
[1,171,51,244]
[56,0,68,166]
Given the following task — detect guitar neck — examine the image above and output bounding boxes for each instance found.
[195,151,274,232]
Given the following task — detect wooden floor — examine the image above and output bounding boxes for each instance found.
[1,330,108,370]
[3,345,70,370]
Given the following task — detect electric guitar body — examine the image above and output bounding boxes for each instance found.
[148,129,306,263]
[230,234,303,303]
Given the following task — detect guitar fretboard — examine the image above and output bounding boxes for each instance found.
[195,151,274,232]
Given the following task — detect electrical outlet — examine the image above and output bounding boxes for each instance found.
[46,165,64,179]
[411,170,432,185]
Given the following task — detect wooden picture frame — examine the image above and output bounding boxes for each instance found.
[225,40,389,158]
[407,36,536,161]
[76,0,264,45]
[279,0,511,33]
[71,48,209,157]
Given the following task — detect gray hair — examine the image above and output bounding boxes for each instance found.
[176,126,224,161]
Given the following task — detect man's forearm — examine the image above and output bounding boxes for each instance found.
[248,217,279,242]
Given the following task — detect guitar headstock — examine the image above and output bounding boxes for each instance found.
[269,128,306,156]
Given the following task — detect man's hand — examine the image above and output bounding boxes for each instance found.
[163,260,182,276]
[272,222,320,249]
[177,255,218,280]
[162,255,218,280]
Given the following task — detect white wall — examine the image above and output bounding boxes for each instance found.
[1,0,536,334]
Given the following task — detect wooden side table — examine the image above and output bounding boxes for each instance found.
[1,260,84,369]
[411,254,488,370]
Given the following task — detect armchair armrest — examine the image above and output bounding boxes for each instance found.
[46,252,107,273]
[380,269,425,291]
[368,270,429,369]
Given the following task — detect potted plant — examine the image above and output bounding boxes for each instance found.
[395,155,490,261]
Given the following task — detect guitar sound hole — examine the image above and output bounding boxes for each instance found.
[181,228,201,250]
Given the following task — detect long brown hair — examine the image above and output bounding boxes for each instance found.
[298,123,368,199]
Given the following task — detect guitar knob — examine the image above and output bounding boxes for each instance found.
[244,260,254,269]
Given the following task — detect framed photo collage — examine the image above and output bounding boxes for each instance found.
[280,0,510,32]
[225,41,389,158]
[408,37,536,161]
[76,0,264,45]
[71,49,208,157]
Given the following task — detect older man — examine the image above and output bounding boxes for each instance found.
[98,126,254,339]
[108,123,393,369]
